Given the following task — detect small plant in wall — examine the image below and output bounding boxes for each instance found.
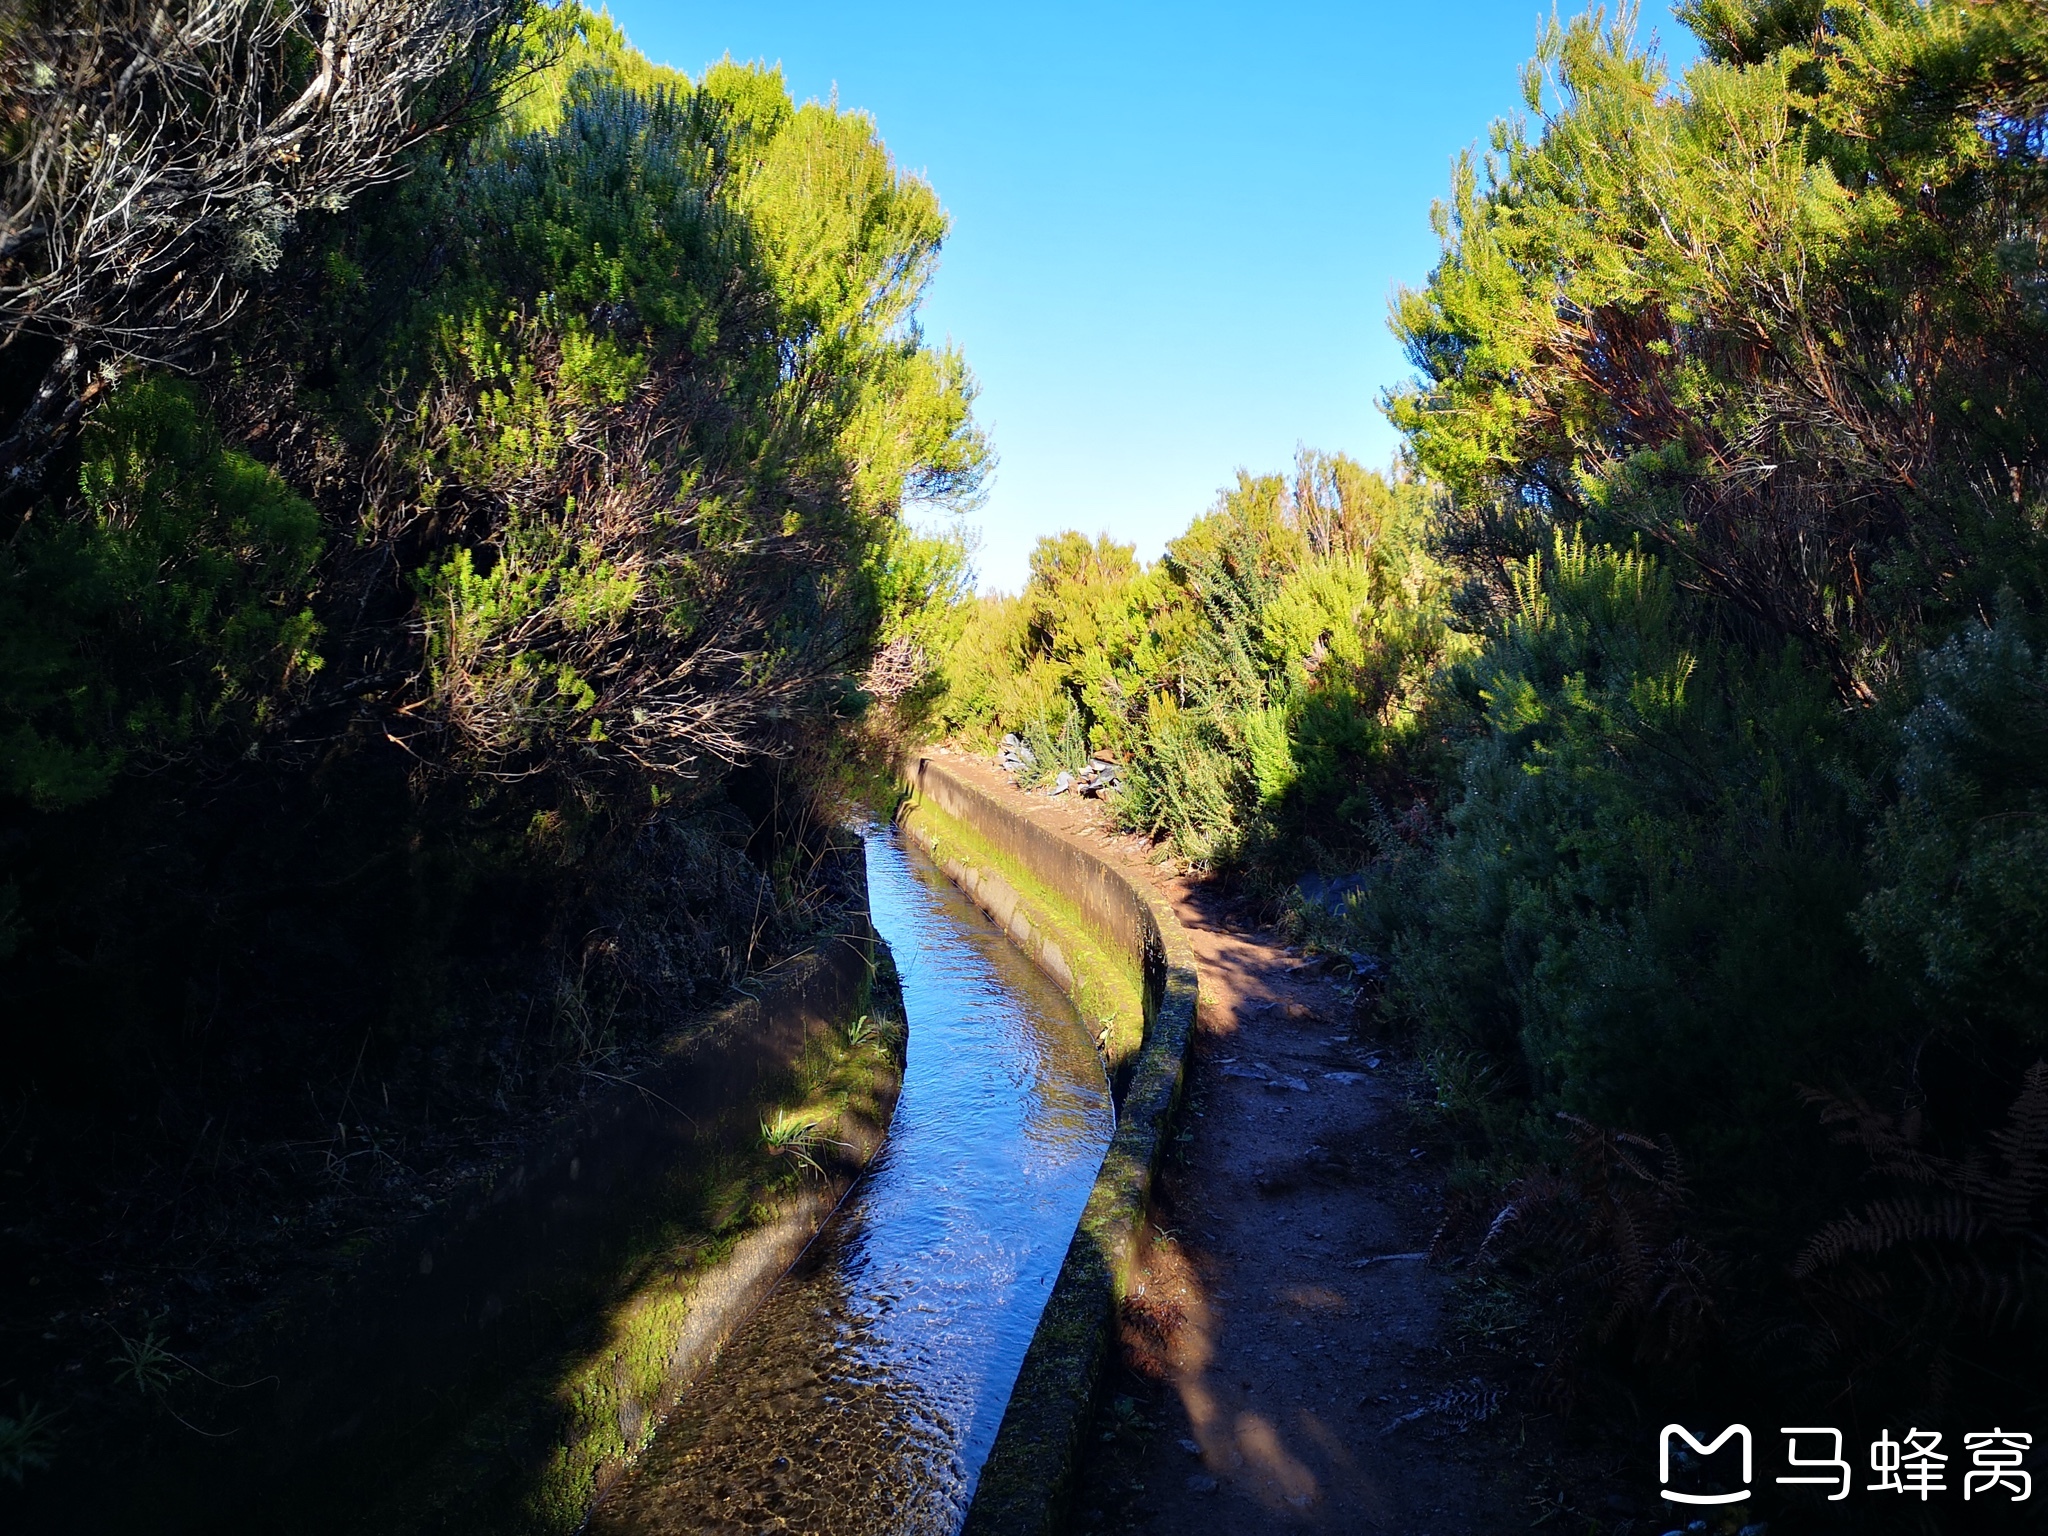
[109,1326,181,1401]
[760,1110,841,1178]
[846,1010,904,1056]
[102,1321,257,1437]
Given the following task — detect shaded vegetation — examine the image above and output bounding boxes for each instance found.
[0,3,974,1514]
[1367,8,2048,1485]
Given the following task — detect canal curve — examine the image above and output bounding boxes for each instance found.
[589,820,1115,1535]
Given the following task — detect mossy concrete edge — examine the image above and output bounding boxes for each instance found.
[893,791,1145,1072]
[896,754,1199,1536]
[331,939,907,1536]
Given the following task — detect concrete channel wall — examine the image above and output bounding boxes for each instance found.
[897,753,1201,1536]
[39,915,902,1536]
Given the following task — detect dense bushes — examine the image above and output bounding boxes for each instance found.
[1368,0,2048,1473]
[926,451,1457,868]
[1387,536,1891,1202]
[2,0,981,1053]
[1858,611,2048,1049]
[0,2,980,1485]
[916,0,2048,1494]
[1,376,323,810]
[261,47,985,789]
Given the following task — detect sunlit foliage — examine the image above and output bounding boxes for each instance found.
[927,451,1456,866]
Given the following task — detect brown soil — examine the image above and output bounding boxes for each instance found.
[929,752,1631,1535]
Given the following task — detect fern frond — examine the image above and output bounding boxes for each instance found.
[1799,1083,1949,1186]
[1983,1060,2048,1229]
[1793,1195,1984,1277]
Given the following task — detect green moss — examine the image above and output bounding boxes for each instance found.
[899,793,1145,1070]
[512,1013,901,1532]
[309,948,904,1536]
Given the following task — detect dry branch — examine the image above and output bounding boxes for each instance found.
[0,0,513,494]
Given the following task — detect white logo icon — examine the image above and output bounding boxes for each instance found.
[1659,1423,1752,1505]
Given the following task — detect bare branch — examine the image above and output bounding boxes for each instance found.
[0,0,515,493]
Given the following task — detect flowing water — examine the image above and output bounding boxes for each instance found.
[589,823,1116,1536]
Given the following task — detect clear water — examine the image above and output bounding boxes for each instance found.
[589,823,1115,1536]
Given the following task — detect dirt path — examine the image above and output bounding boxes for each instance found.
[932,753,1532,1534]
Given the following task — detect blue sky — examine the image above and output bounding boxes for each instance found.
[605,2,1699,592]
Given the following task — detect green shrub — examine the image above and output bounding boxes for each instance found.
[927,452,1452,872]
[1858,609,2048,1050]
[0,375,322,808]
[1374,535,1894,1219]
[1368,0,2048,1437]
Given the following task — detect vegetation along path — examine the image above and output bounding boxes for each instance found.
[927,753,1529,1533]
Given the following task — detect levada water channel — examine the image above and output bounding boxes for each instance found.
[588,822,1116,1535]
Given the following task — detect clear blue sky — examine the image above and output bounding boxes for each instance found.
[604,2,1699,593]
